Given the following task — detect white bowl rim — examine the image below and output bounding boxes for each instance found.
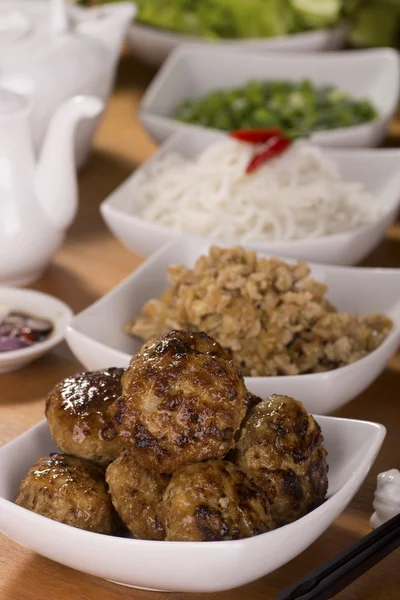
[67,313,400,385]
[67,241,400,383]
[130,20,347,44]
[0,287,73,362]
[0,416,386,548]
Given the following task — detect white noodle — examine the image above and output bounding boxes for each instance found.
[134,140,382,242]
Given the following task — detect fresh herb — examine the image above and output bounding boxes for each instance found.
[175,79,378,137]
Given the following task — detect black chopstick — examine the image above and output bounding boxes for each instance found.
[275,512,400,600]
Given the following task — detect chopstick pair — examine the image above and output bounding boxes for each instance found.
[275,512,400,600]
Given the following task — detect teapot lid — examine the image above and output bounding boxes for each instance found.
[0,9,31,43]
[0,0,71,58]
[0,88,29,116]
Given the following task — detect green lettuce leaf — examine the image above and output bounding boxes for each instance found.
[349,3,400,47]
[290,0,342,28]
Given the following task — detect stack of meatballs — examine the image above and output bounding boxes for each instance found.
[16,330,328,542]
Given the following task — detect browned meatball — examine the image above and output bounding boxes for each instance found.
[235,394,328,527]
[106,451,169,540]
[110,331,249,473]
[45,368,125,465]
[246,392,263,411]
[16,454,118,534]
[160,460,274,541]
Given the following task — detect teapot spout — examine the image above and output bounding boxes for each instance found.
[76,3,136,61]
[36,96,103,231]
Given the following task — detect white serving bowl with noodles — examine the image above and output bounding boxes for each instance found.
[101,129,400,266]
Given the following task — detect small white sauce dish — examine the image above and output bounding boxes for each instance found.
[139,47,400,148]
[0,287,73,373]
[127,22,347,67]
[65,238,400,415]
[0,417,385,592]
[101,129,400,265]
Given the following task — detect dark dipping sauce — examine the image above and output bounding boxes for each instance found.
[0,309,53,352]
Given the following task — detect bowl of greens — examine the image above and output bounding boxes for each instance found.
[126,0,348,66]
[83,0,400,66]
[139,46,400,147]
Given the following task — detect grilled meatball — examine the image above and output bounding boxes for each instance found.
[16,454,118,534]
[110,331,249,473]
[45,368,125,465]
[235,394,328,527]
[246,392,263,411]
[160,460,273,541]
[106,451,169,540]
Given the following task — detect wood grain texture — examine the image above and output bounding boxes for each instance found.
[1,54,399,600]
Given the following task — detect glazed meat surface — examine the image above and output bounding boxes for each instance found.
[160,460,273,541]
[110,331,249,473]
[106,451,169,540]
[16,454,118,534]
[246,392,263,411]
[235,394,328,527]
[45,368,125,465]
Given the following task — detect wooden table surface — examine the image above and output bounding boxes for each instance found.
[1,54,400,600]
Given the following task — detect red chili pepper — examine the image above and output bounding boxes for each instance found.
[230,127,282,144]
[246,136,292,174]
[18,326,36,344]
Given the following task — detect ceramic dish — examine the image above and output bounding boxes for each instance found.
[0,90,103,287]
[0,287,73,373]
[127,22,347,67]
[0,0,135,167]
[65,238,400,415]
[101,129,400,265]
[0,416,385,592]
[139,47,400,147]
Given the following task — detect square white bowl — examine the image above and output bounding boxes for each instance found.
[0,417,385,592]
[139,47,400,147]
[66,238,400,415]
[127,23,347,67]
[101,129,400,265]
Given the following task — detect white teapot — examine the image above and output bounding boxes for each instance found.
[0,0,135,166]
[0,87,103,285]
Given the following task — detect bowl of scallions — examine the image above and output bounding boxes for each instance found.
[139,46,400,148]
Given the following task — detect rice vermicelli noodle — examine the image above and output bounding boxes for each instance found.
[134,139,381,242]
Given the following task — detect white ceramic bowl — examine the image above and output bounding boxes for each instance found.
[0,287,73,373]
[0,416,385,592]
[139,47,400,147]
[101,129,400,265]
[65,238,400,415]
[127,22,347,67]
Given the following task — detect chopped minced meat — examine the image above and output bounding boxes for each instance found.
[126,246,392,377]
